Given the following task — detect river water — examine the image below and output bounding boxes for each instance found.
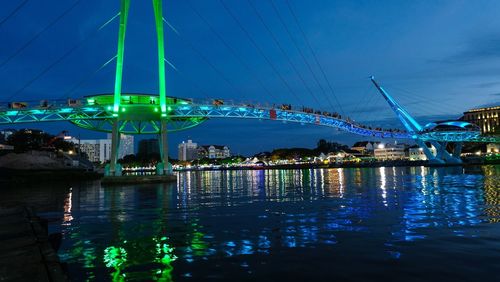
[1,166,499,281]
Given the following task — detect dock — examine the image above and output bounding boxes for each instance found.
[101,174,177,185]
[0,206,67,281]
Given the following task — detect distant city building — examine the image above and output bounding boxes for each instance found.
[178,140,198,161]
[0,129,16,144]
[462,106,499,135]
[315,152,353,163]
[374,143,406,160]
[79,138,112,163]
[138,138,159,158]
[107,134,134,159]
[351,141,381,156]
[198,145,230,159]
[343,148,365,158]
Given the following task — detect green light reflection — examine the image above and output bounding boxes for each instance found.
[154,236,177,281]
[104,246,128,281]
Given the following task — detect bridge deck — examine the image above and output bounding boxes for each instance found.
[0,99,497,143]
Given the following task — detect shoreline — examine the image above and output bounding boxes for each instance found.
[173,159,498,172]
[0,160,497,183]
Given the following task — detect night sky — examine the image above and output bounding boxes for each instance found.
[1,0,499,156]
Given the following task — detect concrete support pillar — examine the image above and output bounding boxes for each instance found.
[453,142,463,159]
[436,141,462,164]
[152,0,170,175]
[106,0,128,178]
[416,139,442,164]
[434,141,447,160]
[156,119,170,175]
[107,120,122,176]
[429,141,462,164]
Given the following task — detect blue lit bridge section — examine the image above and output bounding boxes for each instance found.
[1,94,497,145]
[0,94,411,138]
[370,76,498,164]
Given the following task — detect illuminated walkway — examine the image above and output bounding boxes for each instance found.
[0,94,410,138]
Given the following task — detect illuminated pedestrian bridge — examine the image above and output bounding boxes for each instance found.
[0,0,497,176]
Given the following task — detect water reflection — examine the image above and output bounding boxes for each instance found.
[63,188,73,225]
[0,165,498,281]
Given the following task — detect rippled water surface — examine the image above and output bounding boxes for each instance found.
[1,166,500,281]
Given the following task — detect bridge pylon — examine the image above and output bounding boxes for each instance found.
[370,76,462,164]
[105,0,171,176]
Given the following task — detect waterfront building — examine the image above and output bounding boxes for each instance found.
[138,139,160,158]
[343,148,366,158]
[197,145,230,159]
[79,138,112,163]
[327,151,352,163]
[351,141,381,156]
[462,106,499,135]
[314,153,328,163]
[178,140,198,161]
[374,143,406,160]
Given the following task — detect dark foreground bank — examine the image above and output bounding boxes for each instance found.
[0,206,67,281]
[0,168,101,183]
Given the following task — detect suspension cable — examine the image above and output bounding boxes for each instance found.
[0,0,81,70]
[164,58,211,99]
[185,0,279,104]
[247,0,318,107]
[219,0,303,106]
[61,55,117,99]
[7,11,120,101]
[0,0,29,28]
[163,18,243,99]
[58,12,121,99]
[269,0,337,111]
[284,0,345,116]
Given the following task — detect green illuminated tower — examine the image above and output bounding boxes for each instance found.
[107,0,171,176]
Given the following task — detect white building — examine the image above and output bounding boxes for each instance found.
[198,145,230,159]
[178,140,198,161]
[79,138,112,163]
[74,134,133,163]
[351,141,381,155]
[374,143,406,160]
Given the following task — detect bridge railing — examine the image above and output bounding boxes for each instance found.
[0,96,411,136]
[0,99,87,111]
[185,98,410,136]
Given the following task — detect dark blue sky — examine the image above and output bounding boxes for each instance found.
[1,0,499,156]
